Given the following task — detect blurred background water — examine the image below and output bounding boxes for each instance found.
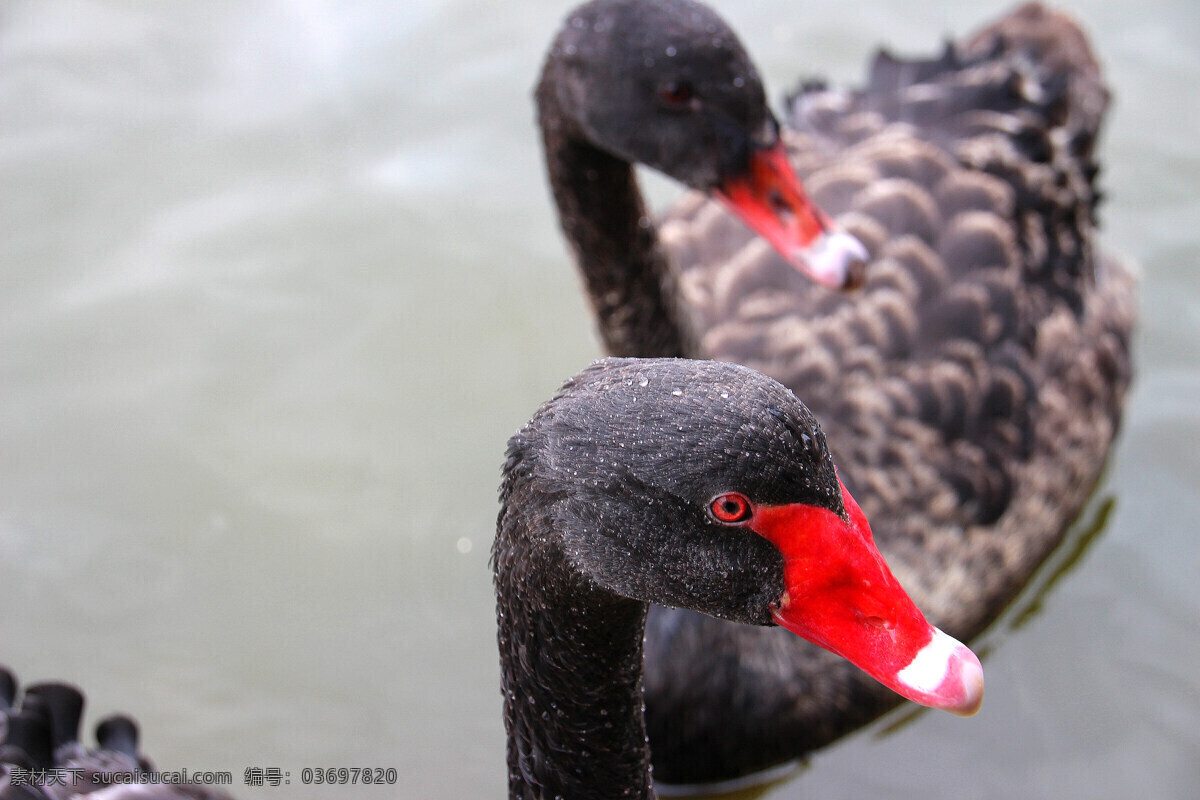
[1,1,1197,798]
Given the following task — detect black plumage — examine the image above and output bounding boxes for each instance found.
[535,0,1134,783]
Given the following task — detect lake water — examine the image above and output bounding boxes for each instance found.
[1,1,1197,798]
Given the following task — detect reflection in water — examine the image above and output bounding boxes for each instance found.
[1008,496,1118,632]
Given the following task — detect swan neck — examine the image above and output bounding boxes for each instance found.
[494,493,653,800]
[537,75,696,358]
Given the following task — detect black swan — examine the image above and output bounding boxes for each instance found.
[0,666,232,800]
[494,357,982,800]
[537,0,1134,785]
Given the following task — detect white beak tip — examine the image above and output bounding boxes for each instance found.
[897,627,984,717]
[794,230,869,290]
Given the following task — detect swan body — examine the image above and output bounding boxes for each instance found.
[537,0,1134,784]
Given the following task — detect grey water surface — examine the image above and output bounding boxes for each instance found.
[1,1,1198,798]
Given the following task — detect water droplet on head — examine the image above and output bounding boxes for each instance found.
[671,389,682,396]
[635,372,649,387]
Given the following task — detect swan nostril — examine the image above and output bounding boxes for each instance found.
[768,188,793,222]
[861,615,892,631]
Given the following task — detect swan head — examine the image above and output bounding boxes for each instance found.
[540,0,867,290]
[502,358,982,716]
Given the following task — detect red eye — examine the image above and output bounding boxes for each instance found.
[709,492,753,524]
[658,80,694,108]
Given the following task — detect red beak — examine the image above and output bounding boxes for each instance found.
[751,480,984,716]
[715,143,868,290]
